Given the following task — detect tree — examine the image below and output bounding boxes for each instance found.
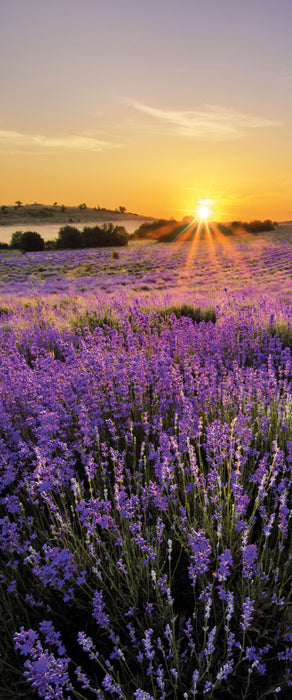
[102,222,114,235]
[119,206,126,214]
[111,226,128,246]
[56,225,82,249]
[78,203,87,210]
[10,231,24,248]
[15,200,22,208]
[20,231,45,252]
[81,225,103,248]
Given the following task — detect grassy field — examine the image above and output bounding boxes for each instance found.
[0,228,291,699]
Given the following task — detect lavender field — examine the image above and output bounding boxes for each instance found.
[0,229,292,699]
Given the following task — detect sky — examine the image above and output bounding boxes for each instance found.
[0,0,291,221]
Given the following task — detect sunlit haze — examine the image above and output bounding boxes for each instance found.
[0,0,292,221]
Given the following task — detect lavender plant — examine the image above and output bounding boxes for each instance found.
[0,239,291,698]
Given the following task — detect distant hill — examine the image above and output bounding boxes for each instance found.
[0,203,156,226]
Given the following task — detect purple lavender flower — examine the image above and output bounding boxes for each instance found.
[142,628,154,661]
[38,620,65,656]
[2,255,292,698]
[216,659,234,679]
[188,528,212,585]
[203,680,213,694]
[156,664,165,693]
[23,653,73,698]
[225,590,234,623]
[241,597,255,631]
[242,544,258,579]
[134,691,155,700]
[29,544,77,590]
[93,589,110,629]
[14,627,72,698]
[14,628,39,656]
[204,626,217,660]
[102,673,123,698]
[7,579,16,592]
[192,669,199,692]
[217,548,233,583]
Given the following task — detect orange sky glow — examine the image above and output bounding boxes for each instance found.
[0,0,291,222]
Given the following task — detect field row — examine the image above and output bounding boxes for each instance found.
[0,233,291,298]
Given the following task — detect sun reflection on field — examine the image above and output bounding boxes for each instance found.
[168,215,254,288]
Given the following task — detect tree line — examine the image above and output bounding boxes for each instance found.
[133,218,277,242]
[0,224,129,252]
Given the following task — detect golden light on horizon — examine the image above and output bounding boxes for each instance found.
[196,199,214,221]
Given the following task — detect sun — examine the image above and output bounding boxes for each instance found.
[197,204,211,220]
[196,200,212,220]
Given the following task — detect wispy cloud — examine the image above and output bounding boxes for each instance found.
[0,130,121,152]
[126,100,279,140]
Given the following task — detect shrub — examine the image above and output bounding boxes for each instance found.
[56,225,82,249]
[160,303,216,324]
[81,224,128,248]
[81,225,103,248]
[134,219,174,239]
[44,239,57,250]
[19,231,45,252]
[71,309,121,333]
[268,322,292,350]
[243,219,275,233]
[110,225,128,246]
[224,220,276,234]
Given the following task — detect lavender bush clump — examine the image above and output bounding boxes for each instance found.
[0,238,292,698]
